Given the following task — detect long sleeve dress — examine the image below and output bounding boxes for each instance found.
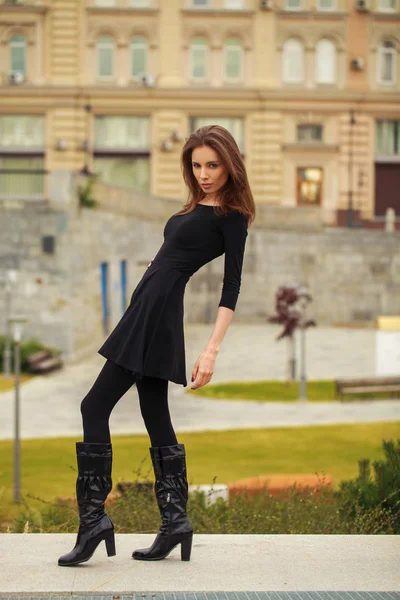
[98,203,249,387]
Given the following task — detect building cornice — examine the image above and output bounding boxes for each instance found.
[0,85,399,110]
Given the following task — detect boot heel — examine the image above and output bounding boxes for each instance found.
[181,533,193,561]
[105,532,116,557]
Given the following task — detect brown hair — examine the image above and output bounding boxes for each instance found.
[176,125,255,226]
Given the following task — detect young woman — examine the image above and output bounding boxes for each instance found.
[57,124,255,567]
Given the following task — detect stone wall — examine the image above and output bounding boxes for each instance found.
[0,172,399,363]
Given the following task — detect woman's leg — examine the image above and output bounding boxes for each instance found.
[136,375,178,447]
[80,359,138,444]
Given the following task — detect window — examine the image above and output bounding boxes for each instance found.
[190,37,209,81]
[95,0,115,5]
[9,34,26,76]
[315,39,336,84]
[131,0,151,6]
[192,0,208,5]
[282,39,304,83]
[0,115,44,148]
[94,116,151,192]
[376,120,400,156]
[378,0,397,11]
[377,41,396,84]
[223,38,243,82]
[297,167,323,205]
[297,124,323,143]
[285,0,302,9]
[96,35,115,79]
[317,0,336,10]
[191,117,245,153]
[225,0,244,8]
[0,115,45,199]
[131,36,148,78]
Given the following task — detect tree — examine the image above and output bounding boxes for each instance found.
[267,285,316,382]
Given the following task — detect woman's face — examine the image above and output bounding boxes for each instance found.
[191,145,229,198]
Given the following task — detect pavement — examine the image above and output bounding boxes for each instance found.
[0,534,399,593]
[0,324,399,441]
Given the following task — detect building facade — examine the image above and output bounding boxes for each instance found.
[0,0,400,222]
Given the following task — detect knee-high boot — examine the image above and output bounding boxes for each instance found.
[58,442,116,566]
[132,443,193,561]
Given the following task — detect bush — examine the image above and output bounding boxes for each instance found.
[335,438,400,533]
[7,472,395,535]
[0,336,61,373]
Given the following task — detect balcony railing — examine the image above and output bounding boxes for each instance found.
[0,169,47,200]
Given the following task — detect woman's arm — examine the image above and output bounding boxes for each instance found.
[191,211,248,390]
[191,306,233,389]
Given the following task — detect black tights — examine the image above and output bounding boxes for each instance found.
[80,359,178,447]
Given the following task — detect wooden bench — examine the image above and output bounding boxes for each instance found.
[335,376,400,400]
[27,350,63,374]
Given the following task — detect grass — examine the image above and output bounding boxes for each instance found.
[1,420,399,530]
[0,374,33,393]
[185,379,400,402]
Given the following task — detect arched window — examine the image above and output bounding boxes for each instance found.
[315,39,336,84]
[223,38,243,82]
[190,37,209,81]
[9,34,26,76]
[282,38,304,83]
[96,35,115,79]
[377,40,396,84]
[131,36,148,78]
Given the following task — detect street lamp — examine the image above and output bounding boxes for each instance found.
[9,314,28,503]
[347,109,356,228]
[2,269,18,378]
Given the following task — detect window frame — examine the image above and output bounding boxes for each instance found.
[315,38,337,85]
[377,41,397,86]
[131,35,148,79]
[316,0,337,11]
[377,0,397,13]
[189,37,209,82]
[96,35,115,81]
[282,38,305,84]
[93,115,151,192]
[222,38,243,83]
[297,124,324,144]
[285,0,303,11]
[9,34,26,77]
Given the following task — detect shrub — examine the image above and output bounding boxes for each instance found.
[335,438,400,533]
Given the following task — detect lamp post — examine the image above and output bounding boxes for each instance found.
[3,270,18,378]
[9,314,28,503]
[347,109,356,228]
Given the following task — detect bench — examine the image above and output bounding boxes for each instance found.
[335,376,400,400]
[27,350,63,374]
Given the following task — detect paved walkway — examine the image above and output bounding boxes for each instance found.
[0,324,399,441]
[1,534,399,592]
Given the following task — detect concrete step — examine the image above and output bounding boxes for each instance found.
[0,534,398,593]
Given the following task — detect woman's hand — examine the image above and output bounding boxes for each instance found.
[191,351,216,390]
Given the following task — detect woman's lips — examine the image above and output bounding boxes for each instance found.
[201,183,212,188]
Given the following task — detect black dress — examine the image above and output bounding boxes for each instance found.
[98,203,248,387]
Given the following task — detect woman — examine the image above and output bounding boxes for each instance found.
[57,124,255,567]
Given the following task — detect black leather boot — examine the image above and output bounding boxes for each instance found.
[58,442,116,566]
[132,443,193,561]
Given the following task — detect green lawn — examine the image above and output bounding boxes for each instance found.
[0,374,33,393]
[1,421,399,529]
[185,379,400,402]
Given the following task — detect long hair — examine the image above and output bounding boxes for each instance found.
[177,125,255,226]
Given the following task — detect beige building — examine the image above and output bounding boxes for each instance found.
[0,0,399,223]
